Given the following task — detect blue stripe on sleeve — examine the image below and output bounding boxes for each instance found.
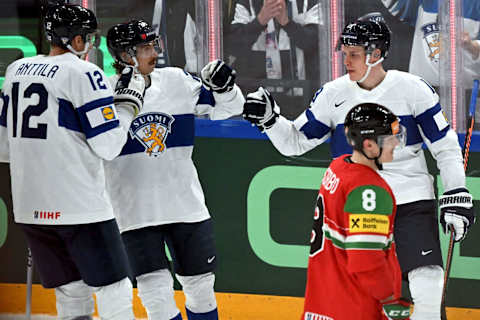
[120,114,195,156]
[76,96,119,139]
[388,0,420,26]
[184,70,201,82]
[299,109,331,140]
[78,96,115,113]
[422,0,438,13]
[197,86,215,107]
[330,124,352,158]
[167,114,195,147]
[415,103,449,143]
[0,93,8,127]
[311,88,323,103]
[399,115,423,146]
[85,120,120,139]
[58,98,82,133]
[462,0,480,22]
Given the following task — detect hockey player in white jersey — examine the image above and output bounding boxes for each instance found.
[381,0,480,87]
[0,4,146,320]
[243,17,475,320]
[105,20,244,320]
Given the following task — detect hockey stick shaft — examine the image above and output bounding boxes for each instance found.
[26,247,33,320]
[463,79,479,170]
[441,79,479,311]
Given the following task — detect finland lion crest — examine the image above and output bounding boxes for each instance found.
[129,112,174,156]
[421,22,440,63]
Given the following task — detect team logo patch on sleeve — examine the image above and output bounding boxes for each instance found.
[433,111,449,131]
[349,214,390,234]
[129,112,174,156]
[86,104,118,127]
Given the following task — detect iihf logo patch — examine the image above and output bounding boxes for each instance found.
[421,22,440,62]
[129,112,174,156]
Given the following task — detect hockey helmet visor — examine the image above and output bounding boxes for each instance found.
[376,120,406,149]
[135,37,163,59]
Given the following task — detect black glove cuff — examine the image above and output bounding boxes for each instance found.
[444,187,469,195]
[263,113,279,130]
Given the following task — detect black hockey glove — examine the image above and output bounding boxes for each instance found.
[201,60,236,93]
[381,297,411,320]
[439,187,475,242]
[114,66,145,117]
[243,87,280,132]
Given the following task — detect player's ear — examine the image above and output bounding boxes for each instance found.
[120,52,135,66]
[372,48,382,60]
[71,35,84,52]
[363,138,375,150]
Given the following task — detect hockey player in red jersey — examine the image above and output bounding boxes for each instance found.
[301,103,409,320]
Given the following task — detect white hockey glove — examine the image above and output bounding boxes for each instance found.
[439,188,476,242]
[242,87,280,132]
[201,60,236,93]
[114,66,145,117]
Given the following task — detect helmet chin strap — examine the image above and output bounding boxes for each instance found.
[66,38,93,58]
[119,54,140,73]
[357,53,384,84]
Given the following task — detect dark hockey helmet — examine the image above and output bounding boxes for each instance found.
[337,17,391,58]
[44,4,99,49]
[107,20,161,64]
[344,103,405,150]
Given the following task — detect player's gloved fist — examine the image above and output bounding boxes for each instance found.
[201,60,236,93]
[381,298,411,320]
[114,66,145,117]
[439,188,475,242]
[242,87,280,132]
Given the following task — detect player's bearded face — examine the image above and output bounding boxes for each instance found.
[342,46,368,81]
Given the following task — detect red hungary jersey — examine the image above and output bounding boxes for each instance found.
[302,155,402,320]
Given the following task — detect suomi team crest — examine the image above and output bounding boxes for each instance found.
[421,22,440,62]
[129,112,174,156]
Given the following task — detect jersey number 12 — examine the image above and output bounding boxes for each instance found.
[10,82,48,139]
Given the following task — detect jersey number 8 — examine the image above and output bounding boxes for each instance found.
[362,189,376,211]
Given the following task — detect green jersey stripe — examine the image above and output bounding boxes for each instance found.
[344,185,394,215]
[323,224,393,250]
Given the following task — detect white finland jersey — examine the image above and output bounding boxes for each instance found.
[266,70,465,204]
[382,0,480,87]
[105,67,244,232]
[0,53,133,225]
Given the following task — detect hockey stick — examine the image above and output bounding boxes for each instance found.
[26,247,33,320]
[440,79,479,316]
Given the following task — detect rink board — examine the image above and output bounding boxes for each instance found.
[0,284,479,320]
[1,126,480,315]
